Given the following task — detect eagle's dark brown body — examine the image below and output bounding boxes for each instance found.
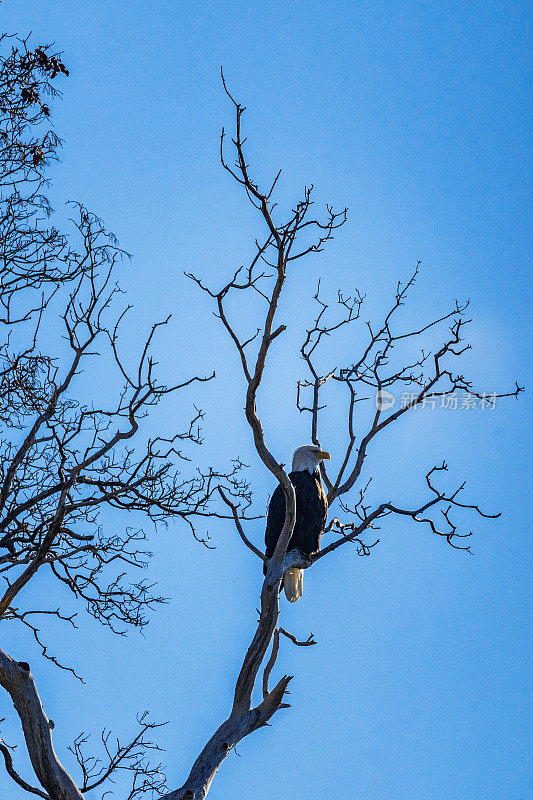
[264,468,328,572]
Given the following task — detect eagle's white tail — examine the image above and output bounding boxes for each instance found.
[283,567,304,603]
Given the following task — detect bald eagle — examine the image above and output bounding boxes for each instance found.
[264,445,329,602]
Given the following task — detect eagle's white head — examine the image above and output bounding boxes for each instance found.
[291,445,331,474]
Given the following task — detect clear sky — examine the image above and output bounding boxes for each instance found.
[2,1,531,799]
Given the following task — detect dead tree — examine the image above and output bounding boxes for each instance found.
[164,75,522,799]
[0,37,522,800]
[0,39,249,800]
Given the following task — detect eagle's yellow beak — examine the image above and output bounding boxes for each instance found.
[318,450,331,461]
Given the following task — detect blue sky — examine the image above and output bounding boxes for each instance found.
[2,1,531,798]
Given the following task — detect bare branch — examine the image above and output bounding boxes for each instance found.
[0,647,84,799]
[217,487,265,561]
[0,740,49,798]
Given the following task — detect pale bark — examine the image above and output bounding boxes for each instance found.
[0,647,85,800]
[162,552,305,800]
